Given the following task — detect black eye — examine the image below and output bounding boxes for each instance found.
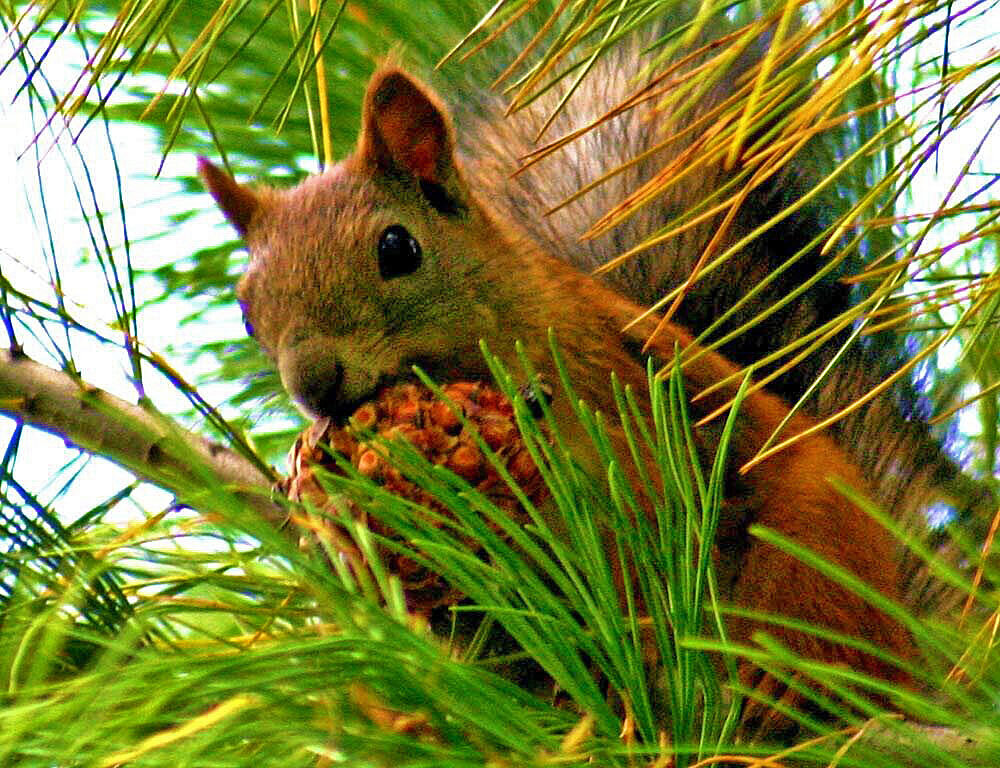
[378,225,422,279]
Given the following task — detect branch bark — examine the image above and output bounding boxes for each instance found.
[854,719,998,768]
[0,347,286,529]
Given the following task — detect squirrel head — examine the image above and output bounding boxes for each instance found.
[199,68,530,420]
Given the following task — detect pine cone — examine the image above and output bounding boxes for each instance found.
[282,380,550,615]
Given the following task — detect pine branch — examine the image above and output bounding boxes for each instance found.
[0,347,286,529]
[857,719,998,768]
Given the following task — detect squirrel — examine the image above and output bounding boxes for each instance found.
[198,46,919,733]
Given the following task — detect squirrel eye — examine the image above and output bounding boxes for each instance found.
[378,224,422,279]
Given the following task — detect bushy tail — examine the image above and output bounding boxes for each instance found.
[443,20,988,615]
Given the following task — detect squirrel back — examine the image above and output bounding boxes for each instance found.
[449,35,978,614]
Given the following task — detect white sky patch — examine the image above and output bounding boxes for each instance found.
[0,31,249,525]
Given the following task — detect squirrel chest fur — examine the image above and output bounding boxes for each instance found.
[199,65,913,719]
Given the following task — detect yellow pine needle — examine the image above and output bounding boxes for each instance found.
[688,277,897,413]
[519,26,759,232]
[436,0,510,67]
[863,302,954,335]
[141,0,234,120]
[946,604,1000,686]
[286,0,321,162]
[531,1,627,143]
[62,0,133,117]
[506,0,606,123]
[827,187,905,263]
[933,375,1000,427]
[546,125,710,225]
[649,730,673,767]
[94,510,168,559]
[623,113,860,339]
[689,720,878,765]
[523,37,752,193]
[648,24,761,94]
[618,697,635,746]
[140,596,251,612]
[645,34,758,129]
[689,253,912,413]
[778,5,897,143]
[852,153,997,279]
[725,0,798,169]
[826,716,891,767]
[164,0,227,80]
[581,122,734,241]
[583,65,799,246]
[2,1,51,50]
[682,0,716,46]
[654,182,752,332]
[753,104,903,260]
[882,276,991,310]
[604,195,739,294]
[690,756,792,766]
[858,278,989,333]
[516,81,659,182]
[98,694,261,767]
[162,36,217,128]
[691,314,849,421]
[132,0,190,76]
[834,77,992,260]
[309,0,333,169]
[493,0,570,96]
[619,206,770,332]
[456,1,536,65]
[865,200,1000,228]
[957,503,1000,635]
[822,164,897,257]
[739,287,979,472]
[696,339,812,417]
[788,3,903,152]
[649,108,825,332]
[557,714,594,756]
[750,94,893,171]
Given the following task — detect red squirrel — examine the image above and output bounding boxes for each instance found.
[199,65,913,726]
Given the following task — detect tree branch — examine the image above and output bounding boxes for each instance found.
[856,719,998,768]
[0,347,286,529]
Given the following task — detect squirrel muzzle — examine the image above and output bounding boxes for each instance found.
[276,335,394,422]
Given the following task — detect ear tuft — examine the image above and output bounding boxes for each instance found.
[197,156,260,236]
[360,69,455,185]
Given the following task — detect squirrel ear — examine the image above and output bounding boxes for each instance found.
[359,69,463,203]
[197,156,260,236]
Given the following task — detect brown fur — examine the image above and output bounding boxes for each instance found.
[200,65,913,732]
[453,39,980,619]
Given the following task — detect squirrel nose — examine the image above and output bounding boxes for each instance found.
[288,359,347,419]
[277,338,382,421]
[276,337,347,419]
[278,331,395,420]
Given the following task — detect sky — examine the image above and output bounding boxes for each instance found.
[0,43,237,522]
